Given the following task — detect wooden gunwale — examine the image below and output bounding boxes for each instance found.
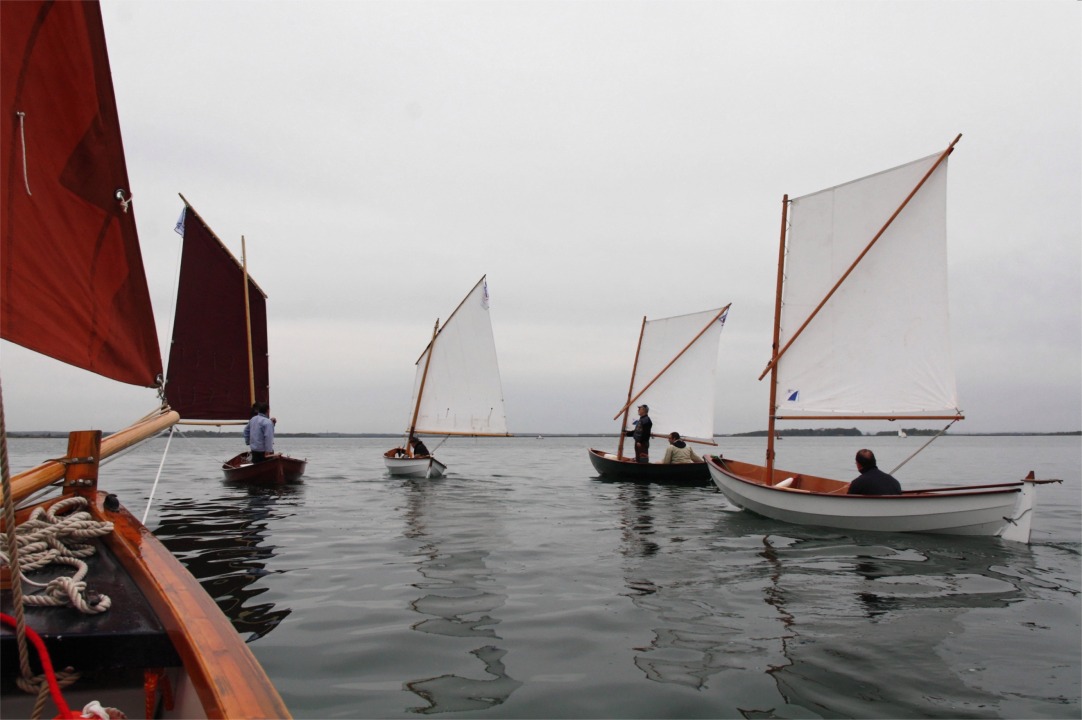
[709,456,1021,499]
[92,491,291,719]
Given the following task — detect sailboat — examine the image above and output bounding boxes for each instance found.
[588,305,730,485]
[0,2,290,717]
[898,429,908,439]
[167,197,306,484]
[706,135,1059,542]
[384,276,510,478]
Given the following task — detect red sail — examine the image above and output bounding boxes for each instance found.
[0,0,162,387]
[165,202,270,421]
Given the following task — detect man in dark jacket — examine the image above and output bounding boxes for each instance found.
[847,449,902,495]
[625,404,653,463]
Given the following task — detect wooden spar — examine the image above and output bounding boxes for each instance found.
[775,414,965,421]
[405,319,440,457]
[617,316,647,460]
[413,276,486,365]
[765,195,788,483]
[242,235,256,405]
[758,133,963,383]
[614,304,731,419]
[4,410,180,505]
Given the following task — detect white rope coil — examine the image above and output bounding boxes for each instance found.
[0,496,114,614]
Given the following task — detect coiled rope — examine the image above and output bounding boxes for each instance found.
[1,495,114,613]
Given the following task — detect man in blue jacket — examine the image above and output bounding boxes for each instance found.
[244,401,275,463]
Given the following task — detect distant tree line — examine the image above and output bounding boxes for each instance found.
[733,428,864,437]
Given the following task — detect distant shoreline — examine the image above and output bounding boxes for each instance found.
[6,429,1079,439]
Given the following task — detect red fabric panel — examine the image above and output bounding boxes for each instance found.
[164,205,270,421]
[1,0,162,387]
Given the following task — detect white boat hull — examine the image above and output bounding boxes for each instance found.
[707,456,1037,540]
[384,455,447,479]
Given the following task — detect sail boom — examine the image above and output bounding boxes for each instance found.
[411,430,514,438]
[774,414,965,421]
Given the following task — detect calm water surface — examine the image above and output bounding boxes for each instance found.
[8,435,1081,719]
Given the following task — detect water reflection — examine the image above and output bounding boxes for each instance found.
[748,532,1031,718]
[399,479,522,714]
[617,483,737,690]
[151,485,298,641]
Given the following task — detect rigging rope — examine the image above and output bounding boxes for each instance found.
[889,419,959,475]
[141,426,175,524]
[1,496,114,614]
[17,111,32,195]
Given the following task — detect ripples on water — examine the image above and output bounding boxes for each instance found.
[7,435,1080,718]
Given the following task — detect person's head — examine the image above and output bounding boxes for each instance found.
[855,448,876,471]
[638,404,649,416]
[410,436,420,446]
[669,432,681,444]
[254,401,269,415]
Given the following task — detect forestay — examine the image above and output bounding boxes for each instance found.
[409,278,509,436]
[777,154,960,418]
[630,308,728,443]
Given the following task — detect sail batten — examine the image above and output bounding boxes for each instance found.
[164,200,270,421]
[776,153,960,418]
[407,277,509,436]
[621,307,729,443]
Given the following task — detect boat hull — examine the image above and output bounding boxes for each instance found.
[706,456,1026,537]
[2,490,290,719]
[384,450,447,478]
[587,448,710,486]
[222,452,306,483]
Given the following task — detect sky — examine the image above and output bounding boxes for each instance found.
[2,0,1080,436]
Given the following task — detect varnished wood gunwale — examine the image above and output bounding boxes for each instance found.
[91,491,291,719]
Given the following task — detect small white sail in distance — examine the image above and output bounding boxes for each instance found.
[408,276,510,436]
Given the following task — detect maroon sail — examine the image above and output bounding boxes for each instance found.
[165,200,270,421]
[1,0,161,387]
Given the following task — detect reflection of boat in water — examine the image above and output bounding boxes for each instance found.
[399,479,521,713]
[150,487,298,642]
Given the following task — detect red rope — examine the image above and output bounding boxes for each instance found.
[0,612,75,717]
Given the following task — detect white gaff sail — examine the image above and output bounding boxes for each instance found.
[409,277,510,436]
[777,154,960,418]
[629,307,729,444]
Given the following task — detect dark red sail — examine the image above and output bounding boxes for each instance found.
[164,201,270,421]
[1,0,162,387]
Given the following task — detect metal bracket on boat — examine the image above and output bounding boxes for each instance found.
[60,455,98,487]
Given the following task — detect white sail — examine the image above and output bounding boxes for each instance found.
[627,307,729,443]
[409,277,510,436]
[776,153,960,417]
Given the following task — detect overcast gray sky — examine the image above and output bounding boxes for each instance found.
[3,0,1080,435]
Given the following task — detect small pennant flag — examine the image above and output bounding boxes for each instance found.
[174,207,186,236]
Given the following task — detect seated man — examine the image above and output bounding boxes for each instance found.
[660,432,703,464]
[847,449,901,495]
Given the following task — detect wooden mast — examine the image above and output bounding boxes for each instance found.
[616,317,646,460]
[241,235,256,406]
[765,194,789,483]
[406,319,440,457]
